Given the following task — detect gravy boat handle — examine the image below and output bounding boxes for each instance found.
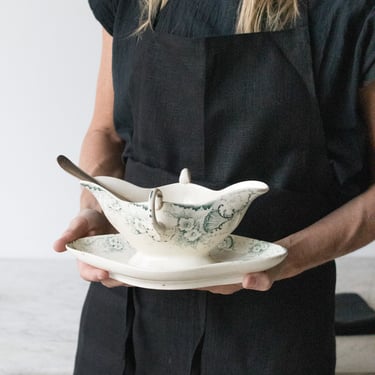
[149,188,166,235]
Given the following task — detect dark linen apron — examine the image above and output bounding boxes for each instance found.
[75,3,340,374]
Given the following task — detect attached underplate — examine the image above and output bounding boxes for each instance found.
[66,234,287,290]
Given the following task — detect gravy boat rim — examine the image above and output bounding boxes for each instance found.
[81,176,269,205]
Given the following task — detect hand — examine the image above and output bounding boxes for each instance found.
[199,237,301,295]
[196,273,278,295]
[53,208,128,288]
[198,263,287,295]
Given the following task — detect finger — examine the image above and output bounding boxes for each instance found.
[242,272,273,291]
[77,260,109,282]
[53,237,69,252]
[101,279,129,288]
[197,283,242,295]
[53,216,90,252]
[242,257,287,291]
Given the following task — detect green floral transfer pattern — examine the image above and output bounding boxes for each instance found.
[82,182,257,249]
[74,234,285,261]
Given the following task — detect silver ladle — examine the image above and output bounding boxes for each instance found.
[56,155,129,201]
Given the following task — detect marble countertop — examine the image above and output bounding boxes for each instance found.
[335,257,375,374]
[0,257,88,375]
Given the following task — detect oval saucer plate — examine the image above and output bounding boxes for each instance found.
[66,234,287,290]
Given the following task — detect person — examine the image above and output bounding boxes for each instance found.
[54,0,375,374]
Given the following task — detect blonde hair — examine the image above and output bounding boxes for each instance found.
[136,0,300,34]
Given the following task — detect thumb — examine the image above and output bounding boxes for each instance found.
[53,216,89,253]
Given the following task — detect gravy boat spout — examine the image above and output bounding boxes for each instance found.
[80,169,269,269]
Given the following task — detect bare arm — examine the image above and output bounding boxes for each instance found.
[205,81,375,295]
[54,29,126,287]
[241,80,375,291]
[79,28,125,211]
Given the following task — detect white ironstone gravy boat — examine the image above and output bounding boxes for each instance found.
[81,169,269,268]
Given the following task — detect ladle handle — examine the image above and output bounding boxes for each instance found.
[57,155,102,185]
[57,155,128,201]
